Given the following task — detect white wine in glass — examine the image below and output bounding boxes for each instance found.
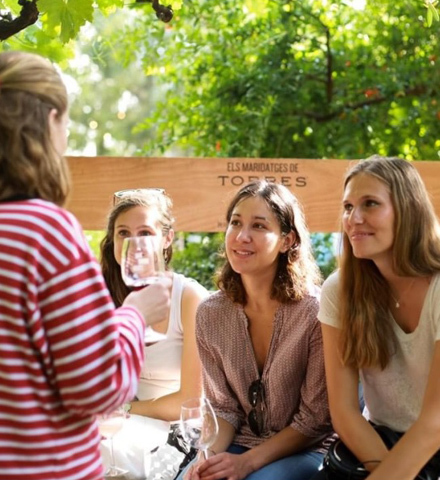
[180,397,219,460]
[121,236,167,343]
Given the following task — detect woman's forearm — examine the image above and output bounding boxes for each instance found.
[130,389,198,422]
[208,417,236,454]
[332,410,389,472]
[241,426,319,473]
[367,413,440,479]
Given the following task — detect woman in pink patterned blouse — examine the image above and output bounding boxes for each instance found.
[179,180,333,480]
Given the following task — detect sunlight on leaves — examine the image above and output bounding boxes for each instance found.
[38,0,94,43]
[171,0,184,10]
[424,0,439,26]
[2,0,21,15]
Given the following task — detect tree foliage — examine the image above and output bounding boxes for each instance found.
[2,1,440,161]
[171,233,224,290]
[64,12,161,156]
[106,0,440,161]
[0,0,177,51]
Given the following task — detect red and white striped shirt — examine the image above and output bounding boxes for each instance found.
[0,199,145,480]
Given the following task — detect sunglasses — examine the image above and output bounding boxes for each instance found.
[113,188,165,205]
[248,379,265,437]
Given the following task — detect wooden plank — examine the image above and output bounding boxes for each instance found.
[66,157,440,233]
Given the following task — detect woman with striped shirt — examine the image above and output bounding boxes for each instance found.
[0,50,170,480]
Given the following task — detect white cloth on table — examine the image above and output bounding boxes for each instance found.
[100,414,169,479]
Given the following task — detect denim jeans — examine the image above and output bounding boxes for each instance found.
[176,443,324,480]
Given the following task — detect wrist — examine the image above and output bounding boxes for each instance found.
[241,449,260,475]
[123,402,132,415]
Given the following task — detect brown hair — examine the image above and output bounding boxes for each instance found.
[217,180,321,304]
[0,51,70,205]
[100,192,174,307]
[339,155,440,369]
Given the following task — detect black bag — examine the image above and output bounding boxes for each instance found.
[168,423,197,480]
[323,424,440,480]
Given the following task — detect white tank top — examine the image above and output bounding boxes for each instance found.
[137,273,195,400]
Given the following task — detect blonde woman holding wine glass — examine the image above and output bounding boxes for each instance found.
[179,180,333,480]
[100,189,209,479]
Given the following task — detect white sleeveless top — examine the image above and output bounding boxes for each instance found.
[137,273,198,400]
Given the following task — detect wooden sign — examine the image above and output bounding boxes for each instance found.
[66,157,440,233]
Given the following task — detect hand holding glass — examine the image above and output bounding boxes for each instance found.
[121,236,167,343]
[180,397,219,460]
[98,406,127,477]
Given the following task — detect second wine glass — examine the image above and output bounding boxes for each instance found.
[180,397,219,460]
[98,406,128,477]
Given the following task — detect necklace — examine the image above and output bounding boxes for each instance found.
[390,278,416,308]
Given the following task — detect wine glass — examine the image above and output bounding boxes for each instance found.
[121,236,165,286]
[121,236,167,343]
[98,406,128,477]
[180,397,219,460]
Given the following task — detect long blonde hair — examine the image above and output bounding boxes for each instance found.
[339,156,440,369]
[0,51,70,205]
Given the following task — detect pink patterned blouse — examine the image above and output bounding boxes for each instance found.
[196,289,333,452]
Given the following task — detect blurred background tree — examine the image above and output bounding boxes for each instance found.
[1,0,438,288]
[130,0,440,161]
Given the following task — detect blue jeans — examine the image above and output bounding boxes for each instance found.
[176,443,324,480]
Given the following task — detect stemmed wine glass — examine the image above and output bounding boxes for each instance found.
[121,235,167,343]
[180,397,219,460]
[98,406,128,477]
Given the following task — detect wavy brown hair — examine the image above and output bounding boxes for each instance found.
[217,180,321,305]
[100,192,174,307]
[339,156,440,369]
[0,51,70,206]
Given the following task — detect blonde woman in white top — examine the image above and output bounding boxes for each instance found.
[312,156,440,480]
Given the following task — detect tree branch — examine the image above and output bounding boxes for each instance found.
[325,26,333,104]
[303,85,429,122]
[135,0,173,22]
[292,8,334,104]
[0,0,39,41]
[151,0,173,22]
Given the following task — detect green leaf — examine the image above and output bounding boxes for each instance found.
[427,6,433,26]
[2,0,21,15]
[170,0,183,10]
[38,0,94,43]
[96,0,124,14]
